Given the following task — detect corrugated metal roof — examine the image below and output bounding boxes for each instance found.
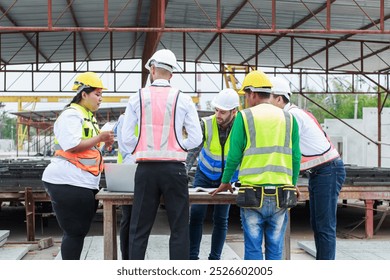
[0,0,387,73]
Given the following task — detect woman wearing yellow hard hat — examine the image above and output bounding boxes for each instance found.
[42,71,114,260]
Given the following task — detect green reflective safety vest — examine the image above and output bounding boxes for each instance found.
[117,122,138,164]
[198,115,238,181]
[239,103,293,186]
[54,103,103,176]
[117,150,124,164]
[54,103,100,142]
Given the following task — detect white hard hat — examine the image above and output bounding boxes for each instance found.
[145,49,178,73]
[211,88,240,111]
[270,76,292,101]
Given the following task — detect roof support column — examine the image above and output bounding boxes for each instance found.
[141,0,166,86]
[47,0,52,30]
[380,0,384,31]
[290,37,294,72]
[377,76,382,167]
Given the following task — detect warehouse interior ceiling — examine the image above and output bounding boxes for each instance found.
[0,0,388,89]
[0,0,389,163]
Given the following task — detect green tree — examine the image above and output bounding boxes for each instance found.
[290,79,389,123]
[0,111,17,140]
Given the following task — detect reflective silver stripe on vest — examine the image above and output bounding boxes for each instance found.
[199,147,222,161]
[244,109,257,149]
[142,89,154,150]
[198,152,223,173]
[300,148,340,170]
[78,158,98,165]
[203,116,213,148]
[161,89,177,150]
[135,150,186,160]
[55,156,98,167]
[54,144,99,167]
[283,111,292,148]
[244,146,292,156]
[239,165,292,176]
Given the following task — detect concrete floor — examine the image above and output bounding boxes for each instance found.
[2,199,390,260]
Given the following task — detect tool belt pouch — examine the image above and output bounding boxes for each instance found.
[277,185,298,209]
[236,186,262,208]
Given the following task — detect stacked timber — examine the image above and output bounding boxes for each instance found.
[344,165,390,186]
[300,165,390,186]
[0,157,114,190]
[0,159,49,190]
[1,159,389,190]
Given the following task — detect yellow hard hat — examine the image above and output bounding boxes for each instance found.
[238,70,272,95]
[72,72,107,91]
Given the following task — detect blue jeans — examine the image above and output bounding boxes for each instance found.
[189,168,230,260]
[308,158,345,260]
[240,196,288,260]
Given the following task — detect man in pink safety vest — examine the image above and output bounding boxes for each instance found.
[119,49,202,260]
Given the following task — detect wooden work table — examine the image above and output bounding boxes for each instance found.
[96,182,390,260]
[95,189,238,260]
[0,187,51,241]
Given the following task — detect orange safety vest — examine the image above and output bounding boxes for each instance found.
[133,86,187,162]
[54,103,103,176]
[289,105,339,171]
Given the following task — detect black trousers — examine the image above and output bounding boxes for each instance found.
[43,182,98,260]
[120,205,132,260]
[128,162,189,260]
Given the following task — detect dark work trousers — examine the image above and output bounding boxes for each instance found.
[119,205,132,260]
[43,182,98,260]
[128,162,189,260]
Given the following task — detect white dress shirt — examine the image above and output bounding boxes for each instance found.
[115,114,136,164]
[284,103,331,156]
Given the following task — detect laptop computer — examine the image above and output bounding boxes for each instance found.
[104,163,137,192]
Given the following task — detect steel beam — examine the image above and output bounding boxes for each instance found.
[141,0,167,86]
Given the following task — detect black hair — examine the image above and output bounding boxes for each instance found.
[255,92,271,99]
[271,93,290,104]
[65,87,97,108]
[281,95,290,104]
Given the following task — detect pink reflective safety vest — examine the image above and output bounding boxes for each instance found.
[133,86,187,162]
[288,105,339,171]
